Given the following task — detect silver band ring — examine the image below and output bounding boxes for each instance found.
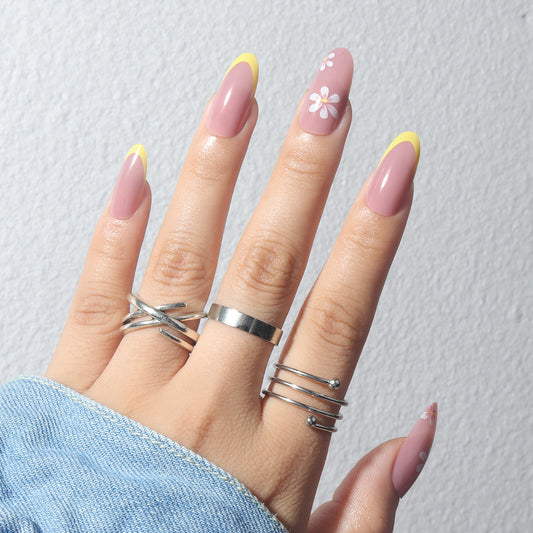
[207,303,283,345]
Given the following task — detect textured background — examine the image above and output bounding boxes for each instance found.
[1,1,531,531]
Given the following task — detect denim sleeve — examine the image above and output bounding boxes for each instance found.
[0,376,288,533]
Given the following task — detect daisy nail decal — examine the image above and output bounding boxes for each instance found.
[299,47,353,135]
[421,402,438,425]
[320,52,335,70]
[309,87,340,119]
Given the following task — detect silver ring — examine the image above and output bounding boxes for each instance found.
[262,363,348,433]
[121,293,206,351]
[207,303,283,345]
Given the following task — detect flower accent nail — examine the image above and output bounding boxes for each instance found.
[319,52,335,71]
[421,403,437,425]
[299,47,353,135]
[392,402,438,498]
[308,86,340,119]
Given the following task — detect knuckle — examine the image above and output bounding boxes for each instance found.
[282,143,330,186]
[185,156,225,186]
[343,221,391,261]
[233,234,300,302]
[93,219,131,266]
[71,288,122,331]
[151,230,213,294]
[305,292,370,353]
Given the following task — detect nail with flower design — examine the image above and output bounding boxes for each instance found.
[391,402,438,498]
[299,47,353,135]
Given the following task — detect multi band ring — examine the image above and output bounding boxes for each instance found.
[121,293,206,351]
[263,363,348,432]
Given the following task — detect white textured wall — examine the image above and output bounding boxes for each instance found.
[1,1,531,531]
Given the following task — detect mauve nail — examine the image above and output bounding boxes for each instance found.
[299,48,353,135]
[392,402,438,498]
[207,53,258,138]
[366,132,420,216]
[110,145,147,220]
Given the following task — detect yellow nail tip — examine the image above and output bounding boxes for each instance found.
[125,144,147,177]
[223,52,259,97]
[379,131,420,166]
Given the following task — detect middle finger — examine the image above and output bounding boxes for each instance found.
[188,48,354,396]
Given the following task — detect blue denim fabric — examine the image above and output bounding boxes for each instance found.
[0,376,288,533]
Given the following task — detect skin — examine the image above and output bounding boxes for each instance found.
[45,92,415,532]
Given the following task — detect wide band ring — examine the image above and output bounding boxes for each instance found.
[262,363,348,433]
[207,303,283,345]
[121,293,206,351]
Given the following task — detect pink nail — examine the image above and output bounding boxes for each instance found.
[299,48,353,135]
[392,402,438,498]
[365,133,420,216]
[207,53,258,138]
[110,145,147,220]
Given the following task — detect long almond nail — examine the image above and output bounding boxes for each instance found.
[207,53,258,138]
[110,144,147,219]
[299,47,353,135]
[392,402,438,498]
[366,132,420,216]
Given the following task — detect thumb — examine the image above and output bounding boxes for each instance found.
[307,403,437,533]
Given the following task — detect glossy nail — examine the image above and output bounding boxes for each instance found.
[366,132,420,216]
[110,144,147,219]
[392,402,438,498]
[207,53,258,138]
[299,47,353,135]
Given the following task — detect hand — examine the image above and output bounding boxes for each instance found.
[45,49,434,532]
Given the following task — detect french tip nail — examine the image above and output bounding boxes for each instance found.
[125,144,147,178]
[110,145,147,219]
[223,52,259,97]
[379,132,420,167]
[365,131,420,217]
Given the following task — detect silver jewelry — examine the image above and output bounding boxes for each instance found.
[207,303,283,345]
[262,363,348,433]
[121,293,206,351]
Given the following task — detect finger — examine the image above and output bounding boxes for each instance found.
[46,145,150,391]
[307,440,401,533]
[191,48,354,395]
[104,54,259,389]
[307,403,437,533]
[266,132,420,434]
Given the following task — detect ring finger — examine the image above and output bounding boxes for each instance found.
[265,131,420,442]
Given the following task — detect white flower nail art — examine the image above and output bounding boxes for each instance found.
[421,403,437,425]
[319,52,335,71]
[416,451,428,473]
[308,86,340,119]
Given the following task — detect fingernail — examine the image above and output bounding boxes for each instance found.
[207,53,259,138]
[110,144,147,219]
[392,402,438,498]
[299,47,353,135]
[366,132,420,216]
